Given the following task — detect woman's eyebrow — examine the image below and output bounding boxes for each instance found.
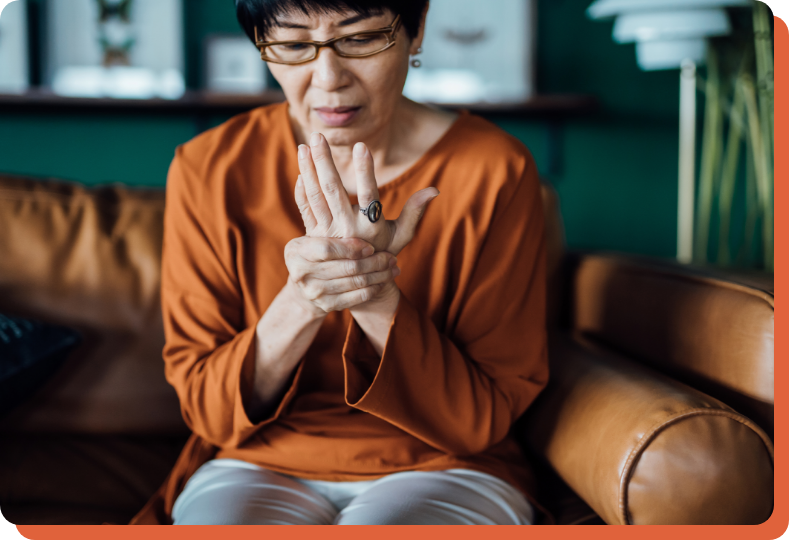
[273,13,376,30]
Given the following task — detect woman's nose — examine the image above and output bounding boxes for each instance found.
[310,47,350,91]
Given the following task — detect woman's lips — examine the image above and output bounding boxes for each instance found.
[314,107,361,127]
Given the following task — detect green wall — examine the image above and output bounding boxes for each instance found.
[0,0,684,258]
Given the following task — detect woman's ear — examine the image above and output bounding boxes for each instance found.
[408,2,429,55]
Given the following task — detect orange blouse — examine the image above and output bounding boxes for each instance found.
[131,102,549,524]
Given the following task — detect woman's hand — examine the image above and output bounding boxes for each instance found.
[295,132,439,255]
[284,235,400,318]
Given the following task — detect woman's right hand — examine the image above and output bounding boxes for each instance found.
[284,235,400,318]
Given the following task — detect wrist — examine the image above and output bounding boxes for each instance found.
[351,281,400,316]
[282,278,327,323]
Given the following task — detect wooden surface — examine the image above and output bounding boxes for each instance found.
[0,89,599,117]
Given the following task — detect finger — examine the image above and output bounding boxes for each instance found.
[298,144,332,229]
[325,283,386,312]
[309,132,353,221]
[308,252,395,280]
[353,142,380,211]
[316,266,398,295]
[294,175,318,233]
[390,187,440,254]
[299,236,375,263]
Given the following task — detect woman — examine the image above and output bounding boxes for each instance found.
[131,0,548,525]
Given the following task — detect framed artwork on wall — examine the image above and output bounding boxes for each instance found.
[46,0,184,99]
[205,35,268,95]
[0,0,29,94]
[404,0,536,104]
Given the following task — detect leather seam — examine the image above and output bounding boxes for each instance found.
[617,408,774,525]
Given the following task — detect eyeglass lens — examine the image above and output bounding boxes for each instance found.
[263,31,391,63]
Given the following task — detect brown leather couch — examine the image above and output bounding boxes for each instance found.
[0,174,774,525]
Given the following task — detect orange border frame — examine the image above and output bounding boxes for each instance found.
[5,11,786,540]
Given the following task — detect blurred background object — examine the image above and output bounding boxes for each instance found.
[588,0,773,270]
[205,34,267,95]
[403,0,535,103]
[0,0,28,93]
[0,0,775,269]
[47,0,184,99]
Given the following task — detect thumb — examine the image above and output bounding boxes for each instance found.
[390,187,440,255]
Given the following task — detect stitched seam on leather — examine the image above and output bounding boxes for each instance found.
[617,408,774,524]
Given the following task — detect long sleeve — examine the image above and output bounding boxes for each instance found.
[161,147,302,448]
[342,157,548,456]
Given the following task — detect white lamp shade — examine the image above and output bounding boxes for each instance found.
[636,38,708,70]
[588,0,751,19]
[613,9,731,43]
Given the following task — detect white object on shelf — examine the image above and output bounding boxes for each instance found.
[0,0,28,94]
[52,66,185,100]
[47,0,185,99]
[205,35,267,95]
[403,0,535,104]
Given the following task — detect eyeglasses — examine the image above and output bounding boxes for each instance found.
[254,15,401,65]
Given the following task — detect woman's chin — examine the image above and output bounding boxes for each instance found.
[318,126,368,147]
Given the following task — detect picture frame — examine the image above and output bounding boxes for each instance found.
[0,0,29,94]
[204,34,268,95]
[45,0,185,99]
[404,0,536,104]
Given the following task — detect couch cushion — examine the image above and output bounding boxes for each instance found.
[570,254,774,436]
[524,333,774,525]
[0,175,186,434]
[0,433,187,525]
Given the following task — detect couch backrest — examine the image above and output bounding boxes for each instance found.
[0,175,187,434]
[0,174,567,435]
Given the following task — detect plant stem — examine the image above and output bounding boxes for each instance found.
[717,77,746,266]
[695,47,722,263]
[753,2,774,270]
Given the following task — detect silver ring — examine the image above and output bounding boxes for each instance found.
[360,200,382,223]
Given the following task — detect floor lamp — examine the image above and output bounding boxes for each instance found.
[586,0,751,263]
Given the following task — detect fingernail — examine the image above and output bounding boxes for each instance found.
[362,246,374,257]
[389,257,397,268]
[353,142,365,159]
[298,145,307,159]
[392,266,401,277]
[310,132,321,147]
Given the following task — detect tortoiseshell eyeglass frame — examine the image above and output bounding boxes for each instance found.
[254,14,402,65]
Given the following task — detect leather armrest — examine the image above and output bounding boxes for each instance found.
[566,252,774,436]
[520,333,774,525]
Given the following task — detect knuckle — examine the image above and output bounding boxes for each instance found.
[318,243,333,261]
[304,283,321,301]
[352,274,368,289]
[359,288,372,303]
[343,259,359,277]
[322,181,340,196]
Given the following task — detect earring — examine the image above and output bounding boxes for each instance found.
[410,48,423,68]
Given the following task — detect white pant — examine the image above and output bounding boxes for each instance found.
[172,458,535,525]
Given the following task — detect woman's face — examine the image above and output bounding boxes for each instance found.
[264,8,423,147]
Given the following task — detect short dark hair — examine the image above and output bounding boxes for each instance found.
[234,0,428,43]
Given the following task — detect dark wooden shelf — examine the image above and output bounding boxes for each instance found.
[0,89,598,117]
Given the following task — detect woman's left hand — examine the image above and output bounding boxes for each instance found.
[295,132,439,256]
